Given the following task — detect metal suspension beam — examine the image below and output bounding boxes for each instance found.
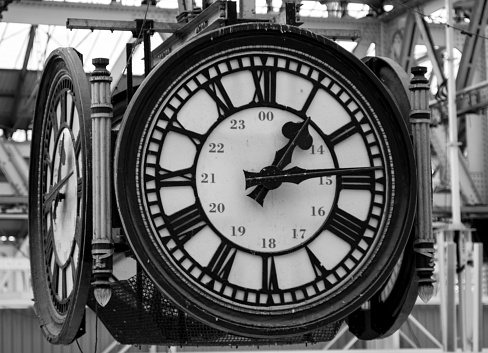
[415,13,445,84]
[430,125,483,205]
[398,12,418,73]
[380,0,444,21]
[0,139,28,196]
[9,25,36,135]
[431,80,488,117]
[456,0,488,90]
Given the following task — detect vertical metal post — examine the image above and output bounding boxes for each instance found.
[445,0,462,227]
[472,242,483,352]
[126,42,134,105]
[457,230,468,351]
[90,58,114,307]
[409,66,435,302]
[464,237,474,351]
[437,229,448,346]
[445,236,457,352]
[143,30,152,77]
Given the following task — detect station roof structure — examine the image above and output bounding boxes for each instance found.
[0,0,443,136]
[1,0,487,246]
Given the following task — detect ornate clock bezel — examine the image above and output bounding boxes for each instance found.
[29,48,92,344]
[115,24,416,337]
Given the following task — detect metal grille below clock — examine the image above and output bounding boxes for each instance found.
[87,271,343,346]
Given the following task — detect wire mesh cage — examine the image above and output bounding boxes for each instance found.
[87,271,343,346]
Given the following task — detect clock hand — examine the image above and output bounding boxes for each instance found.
[44,170,74,215]
[245,166,382,190]
[248,116,313,206]
[273,116,313,168]
[56,134,67,183]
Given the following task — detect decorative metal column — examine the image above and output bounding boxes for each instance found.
[90,58,114,307]
[409,66,435,302]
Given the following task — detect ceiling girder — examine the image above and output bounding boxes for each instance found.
[456,0,488,90]
[399,12,418,73]
[2,0,179,26]
[380,0,443,21]
[0,139,29,196]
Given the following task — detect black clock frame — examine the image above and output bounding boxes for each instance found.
[115,23,417,338]
[345,56,420,340]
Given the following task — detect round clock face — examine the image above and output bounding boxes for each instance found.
[29,48,91,344]
[116,24,416,337]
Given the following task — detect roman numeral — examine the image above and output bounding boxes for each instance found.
[68,94,76,128]
[51,261,60,295]
[61,266,68,299]
[328,121,359,146]
[325,206,365,245]
[170,120,205,147]
[300,83,321,114]
[149,166,195,188]
[203,77,234,118]
[251,58,277,105]
[305,247,328,277]
[261,256,282,304]
[206,241,237,282]
[305,247,336,288]
[58,91,68,126]
[262,256,279,291]
[340,170,376,191]
[49,108,59,140]
[162,203,207,246]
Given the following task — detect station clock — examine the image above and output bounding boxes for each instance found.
[29,48,92,344]
[115,24,416,337]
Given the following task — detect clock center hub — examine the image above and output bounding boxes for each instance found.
[52,128,77,265]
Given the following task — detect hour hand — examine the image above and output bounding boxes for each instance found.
[272,116,313,169]
[248,117,314,206]
[244,166,382,190]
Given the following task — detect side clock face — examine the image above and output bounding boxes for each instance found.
[116,24,416,337]
[29,48,91,344]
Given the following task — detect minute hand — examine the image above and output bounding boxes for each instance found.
[43,170,74,214]
[245,166,382,189]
